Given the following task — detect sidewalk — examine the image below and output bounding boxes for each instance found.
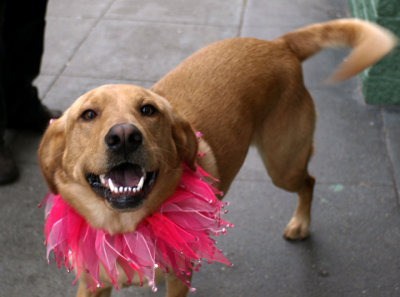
[1,0,399,296]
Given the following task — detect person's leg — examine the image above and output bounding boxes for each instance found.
[3,0,60,132]
[0,0,6,137]
[0,0,18,184]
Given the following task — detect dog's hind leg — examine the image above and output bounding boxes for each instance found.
[282,172,315,240]
[255,87,316,240]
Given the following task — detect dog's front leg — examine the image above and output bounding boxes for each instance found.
[76,281,112,297]
[166,273,191,297]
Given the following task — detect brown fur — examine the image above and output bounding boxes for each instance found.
[38,19,395,297]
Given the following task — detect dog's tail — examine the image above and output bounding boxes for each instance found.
[280,18,397,82]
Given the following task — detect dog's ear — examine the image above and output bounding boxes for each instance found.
[38,116,66,194]
[171,112,198,171]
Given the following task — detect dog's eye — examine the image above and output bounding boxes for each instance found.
[80,109,97,121]
[140,104,157,117]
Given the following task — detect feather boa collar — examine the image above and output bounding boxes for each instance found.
[41,164,232,292]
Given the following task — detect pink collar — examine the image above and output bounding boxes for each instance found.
[41,164,232,292]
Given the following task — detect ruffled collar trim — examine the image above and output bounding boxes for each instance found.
[41,164,232,292]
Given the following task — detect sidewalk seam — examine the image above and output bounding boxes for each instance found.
[238,0,248,37]
[42,0,118,100]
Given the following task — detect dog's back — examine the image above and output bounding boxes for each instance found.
[151,19,396,192]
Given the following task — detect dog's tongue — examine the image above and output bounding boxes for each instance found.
[106,164,143,188]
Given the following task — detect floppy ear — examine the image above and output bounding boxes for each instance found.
[171,112,198,171]
[38,117,66,194]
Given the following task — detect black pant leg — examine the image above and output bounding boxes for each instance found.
[0,1,7,139]
[2,0,48,125]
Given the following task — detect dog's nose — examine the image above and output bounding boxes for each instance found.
[105,123,143,153]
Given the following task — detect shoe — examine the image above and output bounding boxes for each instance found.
[8,103,62,133]
[0,143,19,185]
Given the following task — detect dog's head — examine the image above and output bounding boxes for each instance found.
[38,84,198,234]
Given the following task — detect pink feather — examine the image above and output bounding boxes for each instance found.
[40,164,232,292]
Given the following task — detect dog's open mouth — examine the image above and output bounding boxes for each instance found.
[86,163,158,210]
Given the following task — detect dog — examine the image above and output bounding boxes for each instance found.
[38,19,395,297]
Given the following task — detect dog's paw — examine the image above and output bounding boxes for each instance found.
[283,216,310,240]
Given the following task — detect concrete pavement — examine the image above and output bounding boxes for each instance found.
[1,0,399,296]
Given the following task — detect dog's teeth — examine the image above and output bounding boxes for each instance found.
[109,179,120,194]
[108,179,115,192]
[100,174,106,185]
[137,176,145,191]
[124,187,128,192]
[128,187,132,192]
[132,187,137,193]
[119,187,123,193]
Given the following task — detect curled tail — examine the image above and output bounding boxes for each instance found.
[279,18,397,82]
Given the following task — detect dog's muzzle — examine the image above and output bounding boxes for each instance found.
[85,123,158,210]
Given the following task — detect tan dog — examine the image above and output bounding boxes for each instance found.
[38,19,395,297]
